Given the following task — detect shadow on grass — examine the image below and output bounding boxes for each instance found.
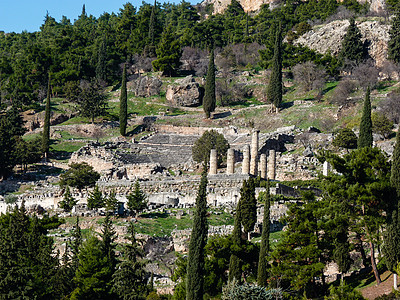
[126,125,143,136]
[50,150,73,161]
[140,212,169,219]
[213,111,232,119]
[343,265,390,290]
[321,84,337,96]
[281,101,294,110]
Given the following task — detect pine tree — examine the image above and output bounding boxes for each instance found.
[127,180,148,216]
[152,24,182,76]
[186,169,208,300]
[228,200,242,282]
[358,86,373,148]
[105,190,118,213]
[340,18,365,63]
[0,203,58,299]
[70,235,114,300]
[112,222,148,299]
[87,185,104,209]
[203,49,216,119]
[42,74,51,158]
[388,10,400,63]
[100,213,117,271]
[59,186,77,212]
[257,180,270,287]
[119,64,128,136]
[266,26,282,112]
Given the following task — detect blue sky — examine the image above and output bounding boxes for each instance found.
[0,0,199,33]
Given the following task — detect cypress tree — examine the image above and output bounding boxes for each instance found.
[257,180,270,287]
[186,168,208,300]
[119,64,128,136]
[239,178,257,240]
[203,49,216,119]
[391,123,400,196]
[228,200,242,282]
[358,86,373,148]
[147,0,156,56]
[266,26,282,112]
[96,37,107,82]
[384,130,400,288]
[42,74,51,159]
[388,10,400,63]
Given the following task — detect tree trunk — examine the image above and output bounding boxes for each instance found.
[355,232,368,267]
[369,240,381,285]
[394,273,398,290]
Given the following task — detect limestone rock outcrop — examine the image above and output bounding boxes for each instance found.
[201,0,384,16]
[200,0,278,14]
[166,75,204,107]
[127,75,162,97]
[295,20,390,67]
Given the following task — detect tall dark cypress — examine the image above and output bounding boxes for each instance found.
[257,180,270,287]
[228,200,242,282]
[384,130,400,281]
[119,64,128,136]
[240,178,257,239]
[147,0,156,57]
[203,49,216,119]
[186,169,208,300]
[388,10,400,63]
[358,86,373,148]
[96,37,107,82]
[42,74,51,159]
[266,26,282,112]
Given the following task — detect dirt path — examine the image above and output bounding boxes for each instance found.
[360,271,396,299]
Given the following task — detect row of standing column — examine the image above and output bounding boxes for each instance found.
[208,130,276,180]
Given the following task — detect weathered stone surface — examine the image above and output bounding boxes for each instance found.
[127,75,162,97]
[303,146,314,157]
[295,20,390,67]
[22,110,74,132]
[166,75,204,107]
[200,0,278,14]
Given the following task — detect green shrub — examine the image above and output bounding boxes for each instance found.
[222,279,282,300]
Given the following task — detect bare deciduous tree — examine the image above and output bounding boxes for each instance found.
[378,91,400,124]
[330,79,357,106]
[292,61,327,92]
[180,47,208,76]
[215,43,264,71]
[351,59,379,90]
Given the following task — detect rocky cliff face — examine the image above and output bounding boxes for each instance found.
[200,0,276,14]
[201,0,385,15]
[294,19,390,67]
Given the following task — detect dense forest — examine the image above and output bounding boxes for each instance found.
[0,0,365,108]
